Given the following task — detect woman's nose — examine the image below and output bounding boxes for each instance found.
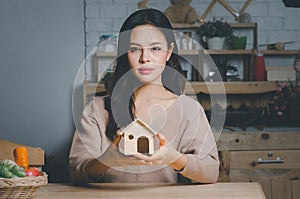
[139,49,150,64]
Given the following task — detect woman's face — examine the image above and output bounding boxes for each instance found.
[127,25,174,84]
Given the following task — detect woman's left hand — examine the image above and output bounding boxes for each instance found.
[134,133,187,170]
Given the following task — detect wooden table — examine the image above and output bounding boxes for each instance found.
[36,182,266,199]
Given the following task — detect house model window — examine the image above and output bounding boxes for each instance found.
[120,118,157,155]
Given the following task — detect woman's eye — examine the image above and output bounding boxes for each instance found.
[129,47,140,52]
[151,47,162,51]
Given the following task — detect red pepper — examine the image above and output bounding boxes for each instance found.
[25,167,40,177]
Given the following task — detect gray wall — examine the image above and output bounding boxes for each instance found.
[0,0,84,182]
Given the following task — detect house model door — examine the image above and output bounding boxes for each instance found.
[137,136,149,154]
[121,118,156,155]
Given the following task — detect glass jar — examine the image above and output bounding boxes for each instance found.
[98,34,116,52]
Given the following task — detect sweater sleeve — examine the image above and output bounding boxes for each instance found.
[69,97,109,184]
[177,99,219,183]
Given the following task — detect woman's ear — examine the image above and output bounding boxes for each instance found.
[166,42,175,61]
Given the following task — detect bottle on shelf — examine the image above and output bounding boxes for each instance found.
[294,49,300,81]
[98,34,117,53]
[254,49,266,81]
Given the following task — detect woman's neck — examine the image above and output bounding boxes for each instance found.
[132,83,177,124]
[134,83,169,99]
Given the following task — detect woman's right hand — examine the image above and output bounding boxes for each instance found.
[98,131,151,167]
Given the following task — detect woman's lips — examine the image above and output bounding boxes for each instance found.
[138,67,154,75]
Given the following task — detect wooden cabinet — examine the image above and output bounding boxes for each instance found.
[217,131,300,199]
[89,22,300,199]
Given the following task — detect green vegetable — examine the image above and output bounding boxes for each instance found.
[0,159,26,178]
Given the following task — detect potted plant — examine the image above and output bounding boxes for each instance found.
[100,68,114,92]
[197,18,233,50]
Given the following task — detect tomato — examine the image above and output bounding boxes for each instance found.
[25,167,40,177]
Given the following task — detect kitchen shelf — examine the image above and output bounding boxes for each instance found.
[172,22,257,29]
[172,22,258,50]
[94,49,295,57]
[95,50,202,57]
[95,52,117,57]
[91,23,298,111]
[185,81,277,95]
[204,49,254,55]
[94,49,299,83]
[178,49,200,55]
[260,50,299,55]
[83,81,277,98]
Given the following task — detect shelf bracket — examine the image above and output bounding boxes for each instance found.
[199,0,252,22]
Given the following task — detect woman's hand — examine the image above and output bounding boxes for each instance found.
[84,131,151,181]
[98,131,151,167]
[134,133,187,171]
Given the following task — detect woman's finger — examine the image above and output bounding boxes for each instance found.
[157,133,167,146]
[133,153,152,162]
[112,130,122,145]
[123,155,153,165]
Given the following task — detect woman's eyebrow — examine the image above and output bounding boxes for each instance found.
[129,42,163,46]
[129,42,141,46]
[150,42,163,45]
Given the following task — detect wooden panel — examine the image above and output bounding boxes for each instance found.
[230,169,300,199]
[172,22,257,29]
[204,49,253,55]
[0,139,44,166]
[230,169,291,182]
[178,49,200,55]
[230,169,287,199]
[271,179,292,199]
[186,81,277,95]
[270,169,300,199]
[260,181,272,199]
[292,180,300,199]
[95,52,117,57]
[38,182,267,199]
[260,50,299,55]
[217,132,300,151]
[218,150,230,182]
[218,131,300,199]
[230,150,300,169]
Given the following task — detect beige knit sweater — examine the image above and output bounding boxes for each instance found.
[69,95,219,184]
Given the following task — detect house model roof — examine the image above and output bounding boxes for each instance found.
[120,118,157,136]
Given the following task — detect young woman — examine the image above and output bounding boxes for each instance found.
[69,8,219,184]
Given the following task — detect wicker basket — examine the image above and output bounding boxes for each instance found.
[0,173,47,199]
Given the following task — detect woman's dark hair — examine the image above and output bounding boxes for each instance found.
[104,8,186,140]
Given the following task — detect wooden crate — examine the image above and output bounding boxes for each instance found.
[266,66,296,81]
[217,131,300,199]
[0,139,44,168]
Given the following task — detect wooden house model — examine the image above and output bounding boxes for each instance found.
[120,118,157,155]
